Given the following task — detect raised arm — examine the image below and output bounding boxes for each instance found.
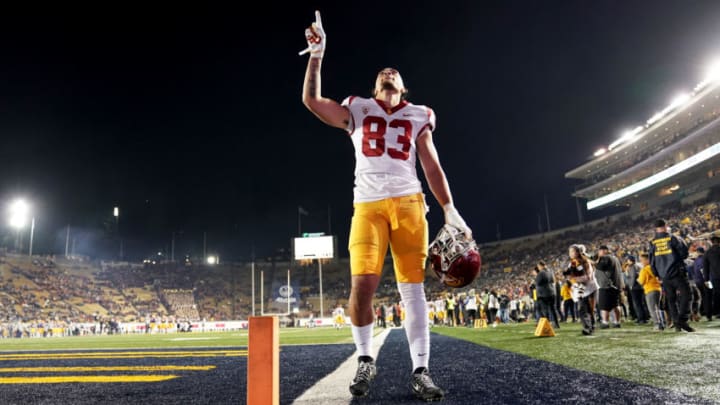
[299,11,350,130]
[417,129,472,236]
[302,58,350,129]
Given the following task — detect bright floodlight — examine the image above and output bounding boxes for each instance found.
[669,93,690,109]
[594,148,606,157]
[207,255,217,265]
[608,126,645,150]
[705,60,720,83]
[113,206,119,217]
[587,142,720,209]
[8,199,29,229]
[647,111,664,125]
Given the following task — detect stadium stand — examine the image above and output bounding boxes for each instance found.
[1,194,718,338]
[566,67,720,213]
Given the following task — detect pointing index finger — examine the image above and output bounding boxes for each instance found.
[315,10,323,29]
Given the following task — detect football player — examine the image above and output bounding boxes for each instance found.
[300,10,471,401]
[333,304,346,330]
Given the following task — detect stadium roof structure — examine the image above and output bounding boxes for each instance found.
[566,64,720,211]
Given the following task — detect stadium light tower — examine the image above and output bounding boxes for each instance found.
[7,199,35,256]
[113,206,123,260]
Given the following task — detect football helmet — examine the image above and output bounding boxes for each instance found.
[428,224,482,288]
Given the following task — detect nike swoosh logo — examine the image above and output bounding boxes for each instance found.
[402,113,413,117]
[417,353,427,357]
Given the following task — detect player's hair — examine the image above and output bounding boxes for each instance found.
[569,245,590,273]
[569,244,587,257]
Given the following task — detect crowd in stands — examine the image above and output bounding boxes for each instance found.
[420,199,720,331]
[470,200,719,302]
[0,194,718,338]
[162,289,200,320]
[0,257,114,322]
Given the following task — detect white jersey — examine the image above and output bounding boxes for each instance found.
[466,295,478,311]
[434,299,445,312]
[341,96,436,203]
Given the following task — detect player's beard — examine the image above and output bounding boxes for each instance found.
[381,81,399,92]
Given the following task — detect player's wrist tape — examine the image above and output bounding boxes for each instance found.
[443,203,456,214]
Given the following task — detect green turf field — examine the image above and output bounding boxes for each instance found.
[433,320,720,402]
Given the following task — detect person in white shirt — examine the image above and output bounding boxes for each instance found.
[465,290,478,327]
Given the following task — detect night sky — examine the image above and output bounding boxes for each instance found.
[1,3,720,261]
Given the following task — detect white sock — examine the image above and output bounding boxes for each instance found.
[398,282,429,371]
[351,323,374,358]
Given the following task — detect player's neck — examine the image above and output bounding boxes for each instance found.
[375,91,403,108]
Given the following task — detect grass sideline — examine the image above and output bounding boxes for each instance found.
[0,327,356,352]
[433,320,720,402]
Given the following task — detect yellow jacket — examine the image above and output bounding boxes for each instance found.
[446,297,455,310]
[637,264,662,294]
[560,283,572,301]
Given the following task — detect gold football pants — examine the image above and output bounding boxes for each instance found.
[349,193,428,283]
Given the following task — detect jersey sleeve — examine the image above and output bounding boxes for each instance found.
[417,106,436,137]
[340,96,357,134]
[427,107,436,131]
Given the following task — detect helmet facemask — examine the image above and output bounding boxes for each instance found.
[428,224,481,288]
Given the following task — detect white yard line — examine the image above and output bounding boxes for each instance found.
[292,328,391,405]
[166,337,219,341]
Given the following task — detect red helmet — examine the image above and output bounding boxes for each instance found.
[428,224,482,288]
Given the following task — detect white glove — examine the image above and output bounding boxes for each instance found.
[298,11,326,58]
[444,203,472,238]
[706,281,714,289]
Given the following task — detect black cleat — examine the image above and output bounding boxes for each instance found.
[349,358,376,397]
[678,322,696,332]
[410,368,445,402]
